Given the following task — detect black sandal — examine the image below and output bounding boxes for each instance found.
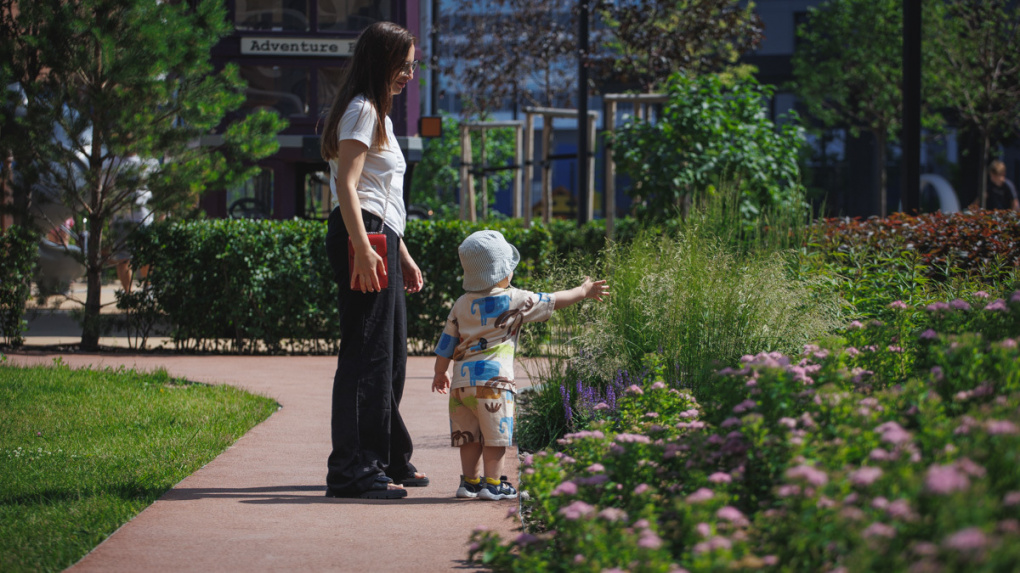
[326,476,408,499]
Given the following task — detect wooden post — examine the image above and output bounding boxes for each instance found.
[460,124,476,222]
[524,113,535,226]
[605,100,617,239]
[513,124,523,219]
[479,128,488,220]
[541,114,553,224]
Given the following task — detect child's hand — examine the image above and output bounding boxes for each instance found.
[432,372,451,394]
[581,277,609,302]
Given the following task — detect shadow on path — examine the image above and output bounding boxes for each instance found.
[163,485,479,506]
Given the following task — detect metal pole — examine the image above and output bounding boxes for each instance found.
[901,0,921,214]
[431,0,440,116]
[577,0,590,225]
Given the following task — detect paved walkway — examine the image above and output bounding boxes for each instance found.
[4,351,534,572]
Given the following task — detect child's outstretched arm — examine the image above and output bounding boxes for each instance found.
[432,355,452,394]
[553,277,609,310]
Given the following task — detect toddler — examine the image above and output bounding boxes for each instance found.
[431,230,609,500]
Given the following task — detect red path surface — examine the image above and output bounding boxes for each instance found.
[5,353,533,572]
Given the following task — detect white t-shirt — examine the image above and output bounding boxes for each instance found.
[328,94,407,236]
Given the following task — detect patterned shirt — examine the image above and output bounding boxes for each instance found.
[434,286,555,393]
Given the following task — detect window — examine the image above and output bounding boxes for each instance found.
[317,67,343,116]
[240,65,310,118]
[227,169,274,219]
[304,170,333,219]
[235,0,310,32]
[318,0,390,32]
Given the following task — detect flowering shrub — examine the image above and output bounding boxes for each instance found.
[470,297,1020,571]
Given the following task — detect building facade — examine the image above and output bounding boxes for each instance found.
[201,0,423,220]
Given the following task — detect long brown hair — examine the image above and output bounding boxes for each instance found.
[320,22,416,160]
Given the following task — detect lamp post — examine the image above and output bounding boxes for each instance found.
[577,0,590,225]
[901,0,921,214]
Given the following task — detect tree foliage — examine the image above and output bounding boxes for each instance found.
[0,0,286,349]
[928,0,1020,207]
[790,0,913,217]
[438,0,579,116]
[594,0,764,92]
[613,73,805,221]
[411,116,517,220]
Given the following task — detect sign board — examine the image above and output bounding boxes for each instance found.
[241,37,356,57]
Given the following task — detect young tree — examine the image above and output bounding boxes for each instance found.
[928,0,1020,208]
[791,0,908,217]
[613,73,805,221]
[594,0,764,92]
[0,0,286,350]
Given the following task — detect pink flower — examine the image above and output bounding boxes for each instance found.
[785,464,829,487]
[924,464,970,495]
[573,554,585,564]
[862,522,896,539]
[927,301,950,312]
[849,320,864,329]
[732,399,756,413]
[633,483,651,495]
[887,345,903,353]
[552,481,578,496]
[942,527,988,552]
[777,484,801,497]
[875,421,913,445]
[696,522,712,537]
[762,556,778,566]
[558,500,596,520]
[637,530,663,549]
[708,472,732,484]
[522,454,533,466]
[920,328,938,340]
[586,463,605,473]
[686,488,714,503]
[1003,491,1020,506]
[986,420,1019,435]
[973,291,990,299]
[985,299,1008,312]
[888,300,908,309]
[849,466,883,487]
[778,417,798,429]
[845,346,861,357]
[514,533,539,546]
[615,433,651,444]
[651,381,666,390]
[692,536,733,554]
[625,384,644,395]
[645,412,659,418]
[950,298,971,310]
[1012,290,1020,303]
[598,507,628,522]
[930,366,945,382]
[716,506,749,527]
[594,402,610,411]
[955,457,986,478]
[885,499,916,521]
[720,417,741,428]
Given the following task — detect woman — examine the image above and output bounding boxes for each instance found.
[320,21,426,499]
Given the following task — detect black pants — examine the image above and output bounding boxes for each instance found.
[324,207,416,494]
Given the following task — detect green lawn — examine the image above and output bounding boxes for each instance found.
[0,357,279,572]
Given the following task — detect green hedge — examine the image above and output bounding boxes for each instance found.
[0,225,37,347]
[126,217,560,354]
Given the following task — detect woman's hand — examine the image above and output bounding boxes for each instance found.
[351,242,386,293]
[399,239,424,294]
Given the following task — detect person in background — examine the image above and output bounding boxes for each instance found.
[974,159,1019,211]
[319,21,426,500]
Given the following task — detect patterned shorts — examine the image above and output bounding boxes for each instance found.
[449,386,515,447]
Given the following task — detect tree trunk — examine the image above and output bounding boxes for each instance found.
[978,131,990,209]
[80,217,104,350]
[875,132,887,217]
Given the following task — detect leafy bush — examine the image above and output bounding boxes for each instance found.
[123,218,556,353]
[613,73,806,221]
[0,225,37,347]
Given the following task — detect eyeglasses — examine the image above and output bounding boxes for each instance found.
[399,60,419,75]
